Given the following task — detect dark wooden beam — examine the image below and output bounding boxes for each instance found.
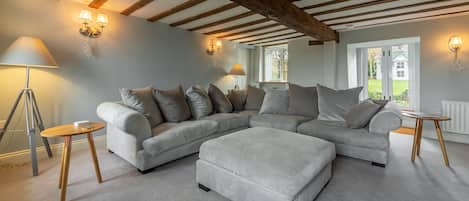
[121,0,154,16]
[230,27,290,40]
[309,40,324,45]
[204,18,271,35]
[328,2,469,27]
[148,0,206,22]
[170,3,239,27]
[88,0,108,9]
[301,0,351,10]
[248,34,306,45]
[218,23,281,38]
[310,0,398,16]
[241,31,298,43]
[230,0,337,41]
[321,0,441,22]
[189,11,255,31]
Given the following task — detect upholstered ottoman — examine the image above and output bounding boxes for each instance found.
[196,127,336,201]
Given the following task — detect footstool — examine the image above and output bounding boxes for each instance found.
[196,127,336,201]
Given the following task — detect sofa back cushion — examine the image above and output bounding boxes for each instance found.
[287,83,319,118]
[317,84,363,121]
[259,89,289,115]
[120,86,163,127]
[208,84,233,113]
[227,89,247,111]
[245,86,265,110]
[345,99,382,128]
[186,85,213,119]
[153,86,192,122]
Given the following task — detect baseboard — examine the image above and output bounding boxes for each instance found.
[0,135,105,166]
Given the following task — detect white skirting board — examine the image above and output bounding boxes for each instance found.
[0,135,105,166]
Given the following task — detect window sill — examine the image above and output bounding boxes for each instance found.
[257,81,288,84]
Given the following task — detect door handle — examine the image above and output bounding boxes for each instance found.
[388,96,392,100]
[383,96,386,100]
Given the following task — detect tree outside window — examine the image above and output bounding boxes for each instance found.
[264,45,288,82]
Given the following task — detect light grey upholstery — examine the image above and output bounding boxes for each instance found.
[197,127,335,201]
[228,89,247,111]
[153,86,192,122]
[237,110,258,117]
[316,84,363,121]
[185,85,213,119]
[245,86,265,110]
[287,83,318,118]
[250,114,312,132]
[201,113,249,132]
[119,86,163,127]
[208,84,233,113]
[259,89,289,115]
[345,99,382,129]
[369,102,402,134]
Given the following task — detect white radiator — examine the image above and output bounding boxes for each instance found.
[441,100,469,135]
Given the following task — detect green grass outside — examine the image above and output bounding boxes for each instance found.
[368,79,409,106]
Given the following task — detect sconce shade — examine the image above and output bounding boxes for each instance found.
[0,37,58,68]
[449,36,463,52]
[79,10,93,23]
[229,63,246,76]
[96,13,109,27]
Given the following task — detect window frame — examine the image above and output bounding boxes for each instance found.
[262,44,288,82]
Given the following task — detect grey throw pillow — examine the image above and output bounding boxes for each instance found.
[317,84,363,121]
[245,86,265,110]
[259,89,289,115]
[208,84,233,113]
[346,99,382,128]
[185,85,213,119]
[120,86,163,128]
[153,86,191,122]
[227,89,247,111]
[287,83,318,118]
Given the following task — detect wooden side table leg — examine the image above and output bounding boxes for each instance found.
[434,120,450,166]
[411,119,420,161]
[60,136,72,201]
[416,119,424,156]
[58,141,67,189]
[87,133,103,183]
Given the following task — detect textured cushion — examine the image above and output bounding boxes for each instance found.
[345,99,382,128]
[297,120,389,150]
[186,85,213,119]
[144,120,218,156]
[237,110,259,118]
[259,89,289,115]
[119,86,163,127]
[288,83,319,118]
[250,114,312,132]
[202,113,249,132]
[153,86,191,122]
[316,84,363,121]
[245,86,265,110]
[208,84,233,113]
[199,127,336,199]
[227,89,247,111]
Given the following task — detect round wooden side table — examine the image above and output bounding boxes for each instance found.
[41,122,105,201]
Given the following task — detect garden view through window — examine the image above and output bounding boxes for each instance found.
[264,45,288,82]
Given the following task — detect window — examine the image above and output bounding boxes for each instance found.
[263,45,288,82]
[396,62,405,69]
[397,71,405,77]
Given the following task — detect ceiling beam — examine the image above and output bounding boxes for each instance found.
[189,11,255,31]
[310,0,398,16]
[301,0,351,10]
[170,3,239,27]
[88,0,108,9]
[248,34,306,45]
[329,2,469,27]
[204,18,271,35]
[230,27,290,40]
[308,40,324,45]
[121,0,154,16]
[148,0,206,22]
[241,31,298,43]
[230,0,337,41]
[218,23,281,38]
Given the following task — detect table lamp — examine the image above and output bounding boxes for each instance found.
[0,36,58,176]
[229,63,246,89]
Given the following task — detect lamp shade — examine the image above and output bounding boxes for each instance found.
[0,36,58,68]
[229,63,246,76]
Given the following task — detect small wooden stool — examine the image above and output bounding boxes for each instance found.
[41,122,105,201]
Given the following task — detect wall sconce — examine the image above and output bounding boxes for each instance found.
[79,10,108,38]
[448,35,463,70]
[206,39,222,55]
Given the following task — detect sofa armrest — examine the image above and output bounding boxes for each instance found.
[369,102,402,135]
[97,102,152,140]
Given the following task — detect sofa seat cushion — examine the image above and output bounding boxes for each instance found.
[199,127,336,199]
[201,113,249,132]
[237,110,259,117]
[297,120,389,150]
[143,120,218,156]
[250,114,312,132]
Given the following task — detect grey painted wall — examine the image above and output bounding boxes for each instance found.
[0,0,249,153]
[288,38,324,86]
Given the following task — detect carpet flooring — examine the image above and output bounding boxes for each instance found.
[0,133,468,201]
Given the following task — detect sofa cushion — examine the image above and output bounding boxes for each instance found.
[208,84,233,113]
[186,85,213,119]
[297,120,389,150]
[119,86,163,127]
[259,89,289,115]
[143,120,217,156]
[153,86,192,122]
[202,113,249,132]
[250,114,312,132]
[245,86,265,110]
[345,99,382,129]
[316,84,363,121]
[288,83,318,118]
[227,89,247,111]
[237,110,259,118]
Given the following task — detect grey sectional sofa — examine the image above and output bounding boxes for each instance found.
[97,85,401,172]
